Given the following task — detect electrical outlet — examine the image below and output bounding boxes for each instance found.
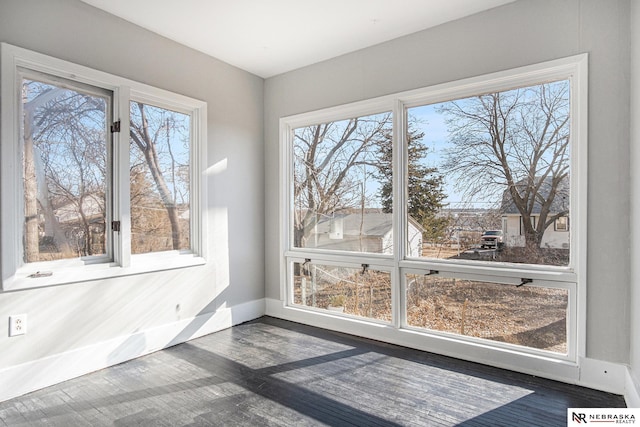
[9,314,27,337]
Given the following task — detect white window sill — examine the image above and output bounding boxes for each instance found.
[1,252,206,291]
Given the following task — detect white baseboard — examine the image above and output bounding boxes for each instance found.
[0,298,265,403]
[265,298,627,395]
[626,368,640,408]
[3,298,630,405]
[578,357,628,395]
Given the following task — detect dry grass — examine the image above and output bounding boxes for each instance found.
[406,276,567,353]
[294,268,567,354]
[294,269,392,322]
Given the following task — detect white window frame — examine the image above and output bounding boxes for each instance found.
[520,215,538,236]
[1,43,207,291]
[401,267,577,361]
[555,216,570,232]
[286,256,396,326]
[279,54,588,365]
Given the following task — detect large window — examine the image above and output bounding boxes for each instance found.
[281,55,587,363]
[1,43,207,290]
[21,74,111,263]
[407,81,571,266]
[293,261,392,323]
[292,112,392,254]
[130,101,191,254]
[405,272,572,355]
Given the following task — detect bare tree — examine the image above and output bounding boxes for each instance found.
[293,114,391,249]
[129,102,189,252]
[23,80,107,261]
[440,81,570,252]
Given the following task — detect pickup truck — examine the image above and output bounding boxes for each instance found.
[480,230,504,249]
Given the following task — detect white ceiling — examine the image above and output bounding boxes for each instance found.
[80,0,516,78]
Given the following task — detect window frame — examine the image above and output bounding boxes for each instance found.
[18,68,115,266]
[520,216,538,236]
[401,267,577,361]
[128,91,200,256]
[555,216,570,232]
[280,54,588,363]
[287,106,396,259]
[1,43,207,291]
[286,256,396,326]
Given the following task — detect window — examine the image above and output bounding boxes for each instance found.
[520,216,538,236]
[555,216,569,231]
[281,55,587,364]
[293,260,392,323]
[21,73,111,263]
[1,43,207,290]
[292,112,392,255]
[129,101,191,254]
[407,80,570,267]
[405,272,571,354]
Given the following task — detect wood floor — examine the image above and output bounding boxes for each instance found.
[0,316,625,426]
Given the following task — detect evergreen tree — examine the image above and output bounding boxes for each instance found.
[377,125,449,241]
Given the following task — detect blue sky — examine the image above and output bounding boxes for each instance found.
[409,103,486,208]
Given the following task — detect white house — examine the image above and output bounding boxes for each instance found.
[501,176,570,249]
[309,212,424,257]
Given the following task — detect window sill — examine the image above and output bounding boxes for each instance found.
[1,252,206,292]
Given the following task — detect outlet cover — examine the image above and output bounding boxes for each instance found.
[9,314,27,336]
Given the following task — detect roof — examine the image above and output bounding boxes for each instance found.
[56,196,105,223]
[314,212,392,237]
[501,176,569,215]
[312,211,424,237]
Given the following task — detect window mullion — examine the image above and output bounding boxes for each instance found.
[392,100,406,329]
[191,107,207,258]
[113,86,131,267]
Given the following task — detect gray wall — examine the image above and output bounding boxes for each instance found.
[0,0,264,369]
[264,0,631,364]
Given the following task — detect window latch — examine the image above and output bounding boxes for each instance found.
[28,271,53,278]
[110,120,121,133]
[517,278,533,287]
[111,221,121,232]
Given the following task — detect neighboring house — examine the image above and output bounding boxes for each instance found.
[54,195,106,253]
[306,211,424,257]
[436,208,500,248]
[55,195,105,226]
[501,177,570,249]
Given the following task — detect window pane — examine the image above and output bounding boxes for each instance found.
[22,78,109,262]
[293,262,392,322]
[407,80,570,266]
[292,113,392,254]
[129,102,190,254]
[406,274,568,353]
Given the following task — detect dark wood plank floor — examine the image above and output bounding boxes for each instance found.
[0,316,625,426]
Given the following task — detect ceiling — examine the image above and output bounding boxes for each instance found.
[80,0,516,78]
